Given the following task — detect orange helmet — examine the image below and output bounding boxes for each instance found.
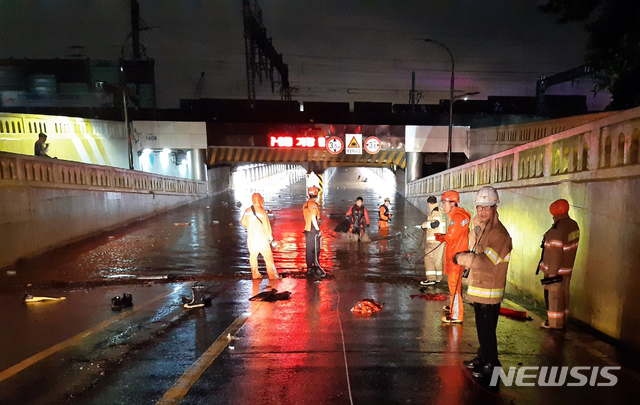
[308,186,319,198]
[251,193,265,207]
[441,190,460,203]
[549,199,569,216]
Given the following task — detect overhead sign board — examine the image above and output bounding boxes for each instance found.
[326,136,344,154]
[269,135,326,149]
[345,134,362,155]
[364,136,381,154]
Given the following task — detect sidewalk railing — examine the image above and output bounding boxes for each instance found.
[407,107,640,196]
[0,152,207,196]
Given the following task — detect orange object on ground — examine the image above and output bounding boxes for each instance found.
[499,307,532,321]
[351,298,383,315]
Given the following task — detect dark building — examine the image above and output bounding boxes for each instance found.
[0,58,156,109]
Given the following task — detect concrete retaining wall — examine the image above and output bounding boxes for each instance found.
[0,152,207,268]
[406,106,640,353]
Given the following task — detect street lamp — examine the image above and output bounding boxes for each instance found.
[417,38,455,170]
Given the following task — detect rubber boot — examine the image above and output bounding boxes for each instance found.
[121,293,133,308]
[184,282,205,308]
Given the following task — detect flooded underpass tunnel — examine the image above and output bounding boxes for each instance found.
[2,165,640,405]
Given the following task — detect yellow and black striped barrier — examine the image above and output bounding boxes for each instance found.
[207,146,406,169]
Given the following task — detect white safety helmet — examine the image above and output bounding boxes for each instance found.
[474,186,500,206]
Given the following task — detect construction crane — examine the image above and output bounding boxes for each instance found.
[242,0,296,100]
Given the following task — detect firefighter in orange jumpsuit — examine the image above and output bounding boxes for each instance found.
[346,196,370,240]
[539,199,580,329]
[241,193,279,280]
[435,190,470,324]
[378,198,392,229]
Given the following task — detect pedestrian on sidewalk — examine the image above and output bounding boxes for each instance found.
[436,190,470,324]
[538,199,580,330]
[420,196,446,286]
[241,193,280,280]
[34,133,52,158]
[455,186,512,378]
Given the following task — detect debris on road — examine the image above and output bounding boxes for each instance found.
[249,289,292,302]
[499,307,532,321]
[351,298,383,315]
[23,294,66,303]
[174,222,191,226]
[410,293,448,301]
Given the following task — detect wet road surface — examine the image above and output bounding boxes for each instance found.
[1,167,639,404]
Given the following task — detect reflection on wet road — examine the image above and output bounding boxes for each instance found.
[2,167,638,405]
[4,167,428,286]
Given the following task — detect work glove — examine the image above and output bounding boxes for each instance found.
[434,233,446,243]
[454,252,475,268]
[366,224,370,228]
[270,239,278,249]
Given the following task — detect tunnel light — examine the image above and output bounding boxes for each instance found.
[181,159,189,165]
[162,148,171,154]
[142,149,152,155]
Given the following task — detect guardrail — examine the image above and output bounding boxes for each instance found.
[0,151,207,196]
[407,107,640,196]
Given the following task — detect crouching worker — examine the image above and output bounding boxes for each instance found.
[241,193,280,280]
[455,186,512,379]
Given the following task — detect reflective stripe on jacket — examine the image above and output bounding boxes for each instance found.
[423,205,446,241]
[539,213,580,277]
[465,212,512,305]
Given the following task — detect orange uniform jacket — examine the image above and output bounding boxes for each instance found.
[379,205,390,222]
[444,206,471,274]
[303,199,320,232]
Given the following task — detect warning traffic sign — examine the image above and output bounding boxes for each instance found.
[364,136,381,154]
[326,136,344,154]
[345,134,362,155]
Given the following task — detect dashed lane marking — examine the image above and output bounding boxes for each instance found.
[155,310,257,405]
[0,288,176,383]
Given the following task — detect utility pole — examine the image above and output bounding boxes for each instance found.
[130,0,141,60]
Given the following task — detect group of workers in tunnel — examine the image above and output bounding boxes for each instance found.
[240,182,579,381]
[418,187,580,379]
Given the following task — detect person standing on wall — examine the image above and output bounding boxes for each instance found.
[539,199,580,330]
[420,196,446,286]
[455,186,512,378]
[241,193,280,280]
[435,190,470,324]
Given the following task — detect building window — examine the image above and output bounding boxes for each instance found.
[630,130,639,165]
[603,136,611,167]
[617,133,625,166]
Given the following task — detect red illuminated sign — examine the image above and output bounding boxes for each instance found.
[269,135,326,149]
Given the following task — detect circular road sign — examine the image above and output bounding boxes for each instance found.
[326,136,344,154]
[364,136,381,154]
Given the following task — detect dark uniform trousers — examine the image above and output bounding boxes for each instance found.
[473,302,502,367]
[304,230,320,270]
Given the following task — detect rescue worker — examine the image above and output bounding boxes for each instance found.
[240,193,280,280]
[303,186,326,278]
[420,196,446,286]
[455,186,512,378]
[378,198,392,229]
[346,196,370,241]
[539,199,580,330]
[435,190,470,324]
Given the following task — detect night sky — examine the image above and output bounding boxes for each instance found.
[0,0,611,110]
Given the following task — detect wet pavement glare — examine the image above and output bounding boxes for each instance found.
[1,167,639,405]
